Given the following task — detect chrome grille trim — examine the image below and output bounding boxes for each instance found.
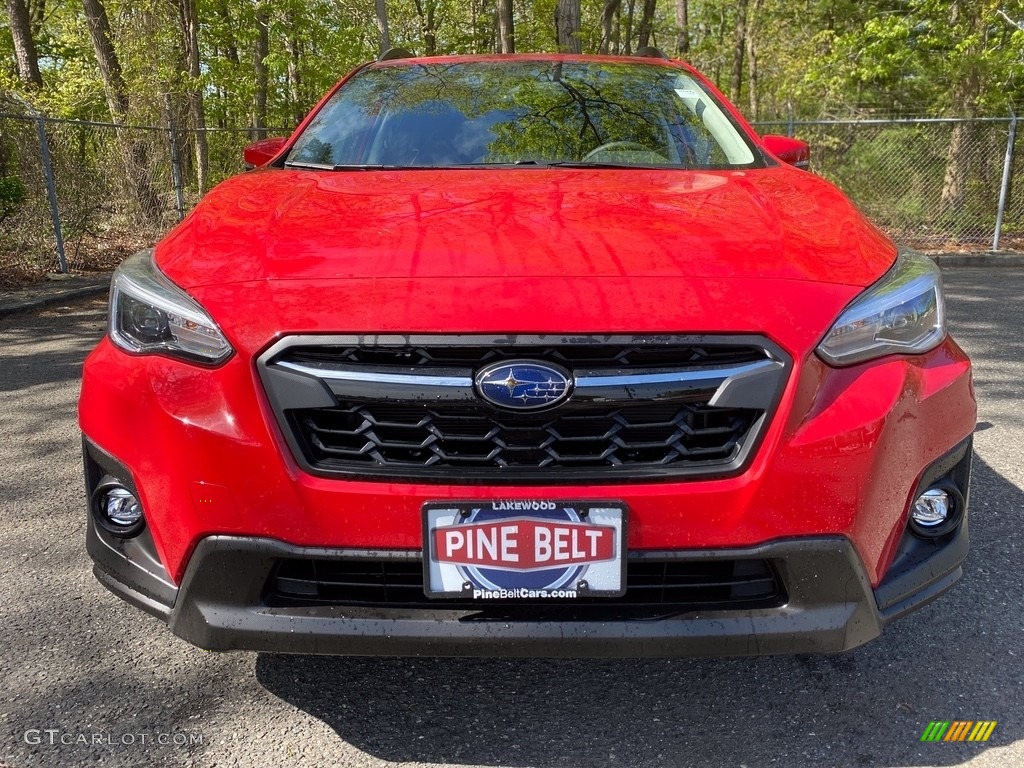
[272,357,784,407]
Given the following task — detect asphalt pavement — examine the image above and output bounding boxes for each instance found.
[0,268,1022,768]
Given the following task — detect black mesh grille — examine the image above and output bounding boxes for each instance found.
[268,558,786,619]
[292,401,757,471]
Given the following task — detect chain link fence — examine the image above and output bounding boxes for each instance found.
[757,117,1021,251]
[0,108,271,287]
[1,110,1022,286]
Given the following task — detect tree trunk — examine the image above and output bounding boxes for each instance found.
[729,0,748,104]
[940,73,979,215]
[27,0,44,35]
[939,1,982,216]
[375,0,391,55]
[555,0,581,53]
[497,0,514,53]
[599,0,620,54]
[471,0,478,51]
[488,0,495,53]
[746,0,762,120]
[284,10,302,125]
[7,0,43,87]
[214,0,239,65]
[636,0,656,50]
[414,0,438,55]
[176,0,208,194]
[623,0,635,55]
[82,0,129,117]
[252,6,269,138]
[425,0,436,55]
[940,122,972,215]
[674,0,688,56]
[81,0,160,216]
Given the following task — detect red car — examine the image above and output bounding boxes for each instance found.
[79,52,976,656]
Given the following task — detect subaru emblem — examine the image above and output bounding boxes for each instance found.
[475,361,573,410]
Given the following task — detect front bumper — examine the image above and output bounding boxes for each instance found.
[88,517,970,657]
[85,433,973,658]
[80,323,976,656]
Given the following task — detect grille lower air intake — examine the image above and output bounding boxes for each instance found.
[258,335,790,484]
[268,556,787,620]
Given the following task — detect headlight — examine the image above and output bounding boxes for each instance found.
[817,250,945,366]
[109,250,233,364]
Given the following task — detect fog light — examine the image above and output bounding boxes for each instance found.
[91,480,145,536]
[909,483,963,537]
[912,488,950,527]
[103,487,142,526]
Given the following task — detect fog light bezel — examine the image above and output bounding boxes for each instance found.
[909,479,964,539]
[91,477,146,538]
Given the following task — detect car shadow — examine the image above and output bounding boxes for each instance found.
[941,267,1024,429]
[0,297,106,393]
[255,451,1020,768]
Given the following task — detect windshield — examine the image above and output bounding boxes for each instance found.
[286,60,762,170]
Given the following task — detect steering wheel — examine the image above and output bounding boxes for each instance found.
[582,141,658,161]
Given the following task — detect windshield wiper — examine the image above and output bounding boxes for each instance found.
[543,161,677,170]
[283,160,337,170]
[285,162,478,171]
[284,161,413,171]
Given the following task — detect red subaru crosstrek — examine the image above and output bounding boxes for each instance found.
[79,52,976,656]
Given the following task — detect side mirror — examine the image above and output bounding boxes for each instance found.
[243,136,288,169]
[762,135,810,169]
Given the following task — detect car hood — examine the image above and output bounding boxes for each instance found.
[156,167,896,290]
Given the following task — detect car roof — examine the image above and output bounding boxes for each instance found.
[365,52,689,71]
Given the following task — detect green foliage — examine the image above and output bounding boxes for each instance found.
[1,0,1022,127]
[799,0,1024,117]
[0,0,766,125]
[0,175,26,222]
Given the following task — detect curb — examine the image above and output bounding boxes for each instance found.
[927,252,1024,268]
[0,278,110,320]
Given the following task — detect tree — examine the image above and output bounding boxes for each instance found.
[81,0,160,214]
[674,0,688,56]
[283,7,303,123]
[375,0,390,54]
[27,0,43,36]
[599,0,620,54]
[635,0,656,50]
[414,0,439,55]
[6,0,43,87]
[795,0,1021,208]
[745,0,763,119]
[212,0,240,65]
[622,0,634,54]
[81,0,128,117]
[497,0,514,53]
[253,4,269,137]
[175,0,209,193]
[938,0,984,214]
[729,0,748,104]
[555,0,580,53]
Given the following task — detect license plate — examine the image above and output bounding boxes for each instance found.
[423,501,627,599]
